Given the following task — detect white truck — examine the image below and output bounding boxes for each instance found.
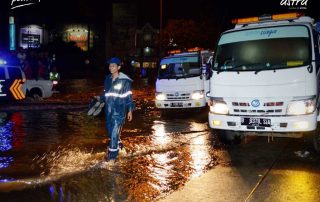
[155,50,213,110]
[207,13,320,151]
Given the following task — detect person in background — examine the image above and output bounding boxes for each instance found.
[23,61,33,79]
[37,60,47,80]
[17,47,26,66]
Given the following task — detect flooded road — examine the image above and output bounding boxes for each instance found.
[0,80,218,201]
[1,79,320,202]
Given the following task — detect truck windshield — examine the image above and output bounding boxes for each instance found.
[158,55,201,79]
[213,25,311,72]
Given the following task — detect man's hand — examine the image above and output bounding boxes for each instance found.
[127,111,133,122]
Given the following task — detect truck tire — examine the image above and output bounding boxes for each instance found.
[214,129,243,145]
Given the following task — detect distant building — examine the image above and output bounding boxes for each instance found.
[62,24,94,51]
[134,23,159,70]
[111,3,137,57]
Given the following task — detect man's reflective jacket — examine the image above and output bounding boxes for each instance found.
[101,72,135,123]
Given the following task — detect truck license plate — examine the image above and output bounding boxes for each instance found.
[241,117,271,127]
[171,102,183,107]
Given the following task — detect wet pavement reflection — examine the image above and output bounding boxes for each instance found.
[0,80,219,201]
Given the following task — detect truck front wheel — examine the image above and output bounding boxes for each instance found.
[213,129,243,145]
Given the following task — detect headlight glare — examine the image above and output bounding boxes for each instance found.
[191,90,204,100]
[156,92,166,101]
[287,98,316,115]
[209,100,229,115]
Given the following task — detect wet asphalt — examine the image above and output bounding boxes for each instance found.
[0,79,320,202]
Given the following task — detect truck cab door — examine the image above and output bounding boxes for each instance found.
[315,32,320,121]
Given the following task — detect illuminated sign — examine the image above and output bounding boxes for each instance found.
[20,25,43,49]
[68,34,87,41]
[67,30,88,51]
[63,25,92,51]
[9,17,16,51]
[21,34,40,46]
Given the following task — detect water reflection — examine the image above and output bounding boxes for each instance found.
[49,184,71,202]
[152,121,169,145]
[0,121,13,152]
[0,108,216,201]
[0,115,14,170]
[0,110,105,183]
[272,170,318,202]
[189,133,211,177]
[0,157,13,169]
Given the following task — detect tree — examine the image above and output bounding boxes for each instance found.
[161,19,218,52]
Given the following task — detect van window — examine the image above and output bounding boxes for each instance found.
[8,67,22,80]
[158,56,201,79]
[0,68,5,79]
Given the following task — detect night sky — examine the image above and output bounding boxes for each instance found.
[1,0,319,26]
[0,0,319,49]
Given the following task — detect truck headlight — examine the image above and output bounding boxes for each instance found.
[191,90,204,100]
[156,92,166,101]
[287,98,316,115]
[209,100,229,115]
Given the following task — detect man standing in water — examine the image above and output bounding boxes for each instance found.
[100,57,135,162]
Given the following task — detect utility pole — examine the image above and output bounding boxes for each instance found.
[159,0,163,57]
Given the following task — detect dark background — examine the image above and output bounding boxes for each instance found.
[1,0,319,37]
[0,0,319,78]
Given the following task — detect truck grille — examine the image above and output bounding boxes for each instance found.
[232,102,284,107]
[233,109,283,113]
[230,101,285,116]
[166,93,191,100]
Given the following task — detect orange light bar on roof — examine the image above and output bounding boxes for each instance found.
[232,17,259,25]
[168,49,181,54]
[272,12,303,20]
[187,47,203,52]
[232,12,304,25]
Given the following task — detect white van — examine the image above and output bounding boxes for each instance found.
[155,50,213,110]
[207,13,320,150]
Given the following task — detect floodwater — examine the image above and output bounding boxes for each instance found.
[0,80,219,201]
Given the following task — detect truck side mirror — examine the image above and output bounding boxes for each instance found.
[204,63,212,80]
[204,55,214,80]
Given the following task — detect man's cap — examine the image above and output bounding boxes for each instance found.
[106,57,121,65]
